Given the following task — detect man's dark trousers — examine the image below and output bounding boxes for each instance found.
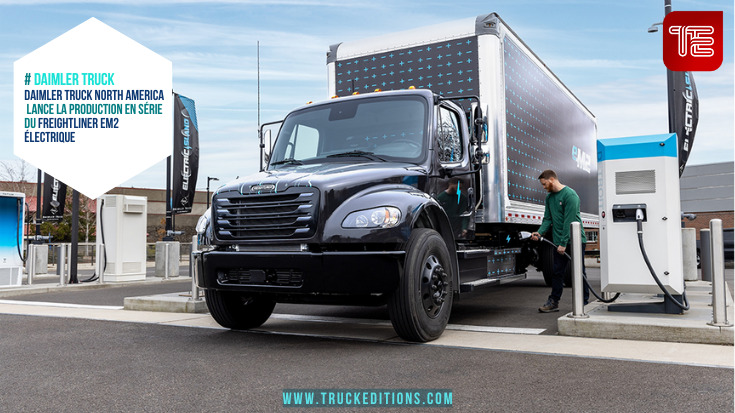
[550,242,589,304]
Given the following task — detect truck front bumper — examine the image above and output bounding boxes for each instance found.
[194,250,404,296]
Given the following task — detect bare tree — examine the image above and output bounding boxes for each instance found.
[0,159,35,196]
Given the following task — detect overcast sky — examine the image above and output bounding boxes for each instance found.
[1,0,733,190]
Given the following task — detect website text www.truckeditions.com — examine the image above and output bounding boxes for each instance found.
[283,389,453,408]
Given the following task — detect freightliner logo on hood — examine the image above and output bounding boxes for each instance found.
[250,183,276,193]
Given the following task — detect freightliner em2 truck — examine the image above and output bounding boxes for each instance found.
[193,13,599,342]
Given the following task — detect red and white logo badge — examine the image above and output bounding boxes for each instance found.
[663,11,723,71]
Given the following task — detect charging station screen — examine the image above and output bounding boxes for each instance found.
[503,38,597,214]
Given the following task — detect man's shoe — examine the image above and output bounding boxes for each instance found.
[538,299,559,313]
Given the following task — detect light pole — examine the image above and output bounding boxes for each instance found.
[648,0,675,136]
[206,177,219,209]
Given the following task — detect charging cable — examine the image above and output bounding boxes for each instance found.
[81,198,105,283]
[520,231,620,303]
[16,198,26,264]
[635,208,689,310]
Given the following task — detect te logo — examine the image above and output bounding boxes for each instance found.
[663,11,723,71]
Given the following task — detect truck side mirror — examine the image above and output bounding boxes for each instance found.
[471,103,486,144]
[259,121,282,171]
[260,129,272,171]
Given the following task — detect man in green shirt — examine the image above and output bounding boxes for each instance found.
[531,170,589,312]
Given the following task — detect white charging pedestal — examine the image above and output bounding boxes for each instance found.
[598,133,685,314]
[96,195,147,282]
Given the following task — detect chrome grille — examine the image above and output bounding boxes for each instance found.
[214,188,318,241]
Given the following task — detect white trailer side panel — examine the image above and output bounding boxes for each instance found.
[327,13,598,226]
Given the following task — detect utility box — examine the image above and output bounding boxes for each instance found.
[96,195,147,282]
[598,134,683,295]
[0,192,25,286]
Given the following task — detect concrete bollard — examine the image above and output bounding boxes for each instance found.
[155,241,180,278]
[700,229,712,282]
[33,244,48,276]
[26,245,35,285]
[681,228,698,281]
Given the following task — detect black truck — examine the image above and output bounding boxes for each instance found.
[193,14,598,342]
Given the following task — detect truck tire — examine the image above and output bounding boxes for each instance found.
[205,290,275,330]
[538,243,555,287]
[538,243,573,287]
[388,228,453,342]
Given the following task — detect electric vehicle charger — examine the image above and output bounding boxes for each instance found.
[520,231,620,304]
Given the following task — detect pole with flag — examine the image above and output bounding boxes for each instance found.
[663,0,700,176]
[172,93,200,216]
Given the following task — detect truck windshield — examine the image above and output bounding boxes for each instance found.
[269,95,428,168]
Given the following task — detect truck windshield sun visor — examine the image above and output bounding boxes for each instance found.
[269,95,429,167]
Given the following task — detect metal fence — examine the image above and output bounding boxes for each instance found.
[46,242,193,265]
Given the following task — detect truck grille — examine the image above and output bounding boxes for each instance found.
[214,188,319,241]
[217,268,303,286]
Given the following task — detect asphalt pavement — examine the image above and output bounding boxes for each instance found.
[0,313,731,412]
[0,265,732,411]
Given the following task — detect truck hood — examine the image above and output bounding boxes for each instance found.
[214,162,427,197]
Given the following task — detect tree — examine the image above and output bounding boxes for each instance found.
[39,190,96,244]
[0,159,34,196]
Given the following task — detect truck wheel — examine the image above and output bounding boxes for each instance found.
[205,290,275,330]
[538,243,554,287]
[538,243,573,287]
[388,228,453,342]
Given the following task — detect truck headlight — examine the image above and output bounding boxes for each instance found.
[196,208,211,234]
[195,208,215,249]
[342,207,402,228]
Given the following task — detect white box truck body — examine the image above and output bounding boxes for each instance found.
[327,13,598,227]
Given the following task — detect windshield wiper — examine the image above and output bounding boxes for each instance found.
[326,151,387,162]
[270,158,303,166]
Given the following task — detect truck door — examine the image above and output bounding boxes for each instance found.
[433,104,475,240]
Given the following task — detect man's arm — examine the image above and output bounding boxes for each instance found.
[532,197,552,241]
[557,191,581,247]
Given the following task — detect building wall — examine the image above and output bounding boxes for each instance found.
[680,161,734,238]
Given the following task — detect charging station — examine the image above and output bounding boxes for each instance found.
[598,133,685,313]
[96,194,147,282]
[0,192,25,286]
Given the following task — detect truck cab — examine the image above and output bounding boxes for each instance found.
[195,89,501,342]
